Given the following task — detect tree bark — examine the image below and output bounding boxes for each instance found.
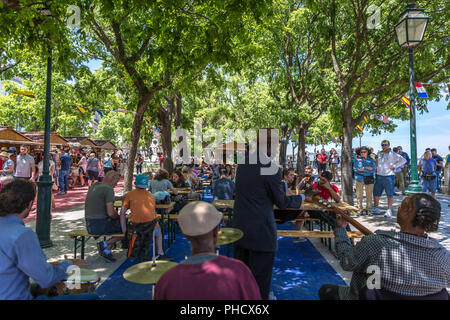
[341,98,354,205]
[158,104,174,176]
[296,125,306,176]
[124,94,152,191]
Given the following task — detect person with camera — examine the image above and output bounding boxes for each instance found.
[353,147,376,216]
[418,150,438,197]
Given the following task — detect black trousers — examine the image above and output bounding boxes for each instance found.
[234,244,275,300]
[318,284,341,300]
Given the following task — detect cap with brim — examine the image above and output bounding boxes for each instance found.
[381,140,390,146]
[135,174,149,188]
[178,201,223,237]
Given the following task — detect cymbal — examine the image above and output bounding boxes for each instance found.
[123,260,178,284]
[216,228,244,246]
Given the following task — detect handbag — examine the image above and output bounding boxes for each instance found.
[363,175,374,185]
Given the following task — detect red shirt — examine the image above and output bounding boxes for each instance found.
[154,255,262,300]
[317,153,328,164]
[312,181,339,201]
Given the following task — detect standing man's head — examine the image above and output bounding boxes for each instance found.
[430,148,437,156]
[397,146,403,152]
[381,140,390,152]
[0,179,36,219]
[178,201,223,254]
[103,170,121,188]
[397,193,441,233]
[90,152,96,158]
[393,147,399,154]
[423,150,432,160]
[19,145,28,156]
[321,148,326,154]
[135,174,149,189]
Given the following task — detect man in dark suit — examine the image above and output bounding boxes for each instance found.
[231,129,307,300]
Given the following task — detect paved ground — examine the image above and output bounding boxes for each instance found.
[25,180,450,295]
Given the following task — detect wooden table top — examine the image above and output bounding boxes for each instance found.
[213,199,359,212]
[114,201,175,211]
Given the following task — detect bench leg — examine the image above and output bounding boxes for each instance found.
[74,237,78,259]
[81,236,85,260]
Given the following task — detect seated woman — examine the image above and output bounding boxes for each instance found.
[170,170,190,212]
[150,169,177,195]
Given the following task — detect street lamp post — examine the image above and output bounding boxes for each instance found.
[35,49,54,248]
[394,3,429,194]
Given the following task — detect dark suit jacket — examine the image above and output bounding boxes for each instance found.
[231,158,303,252]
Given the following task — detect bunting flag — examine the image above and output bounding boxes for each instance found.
[381,113,390,123]
[74,105,86,114]
[356,125,363,132]
[364,115,368,123]
[330,136,336,143]
[320,136,325,144]
[401,95,411,108]
[414,82,428,98]
[12,90,35,98]
[95,109,103,118]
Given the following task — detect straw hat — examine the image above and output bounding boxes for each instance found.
[0,151,9,157]
[178,201,222,237]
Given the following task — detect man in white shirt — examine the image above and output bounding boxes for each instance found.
[372,140,407,217]
[14,145,36,182]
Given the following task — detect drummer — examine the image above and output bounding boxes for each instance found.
[0,179,99,300]
[154,201,261,300]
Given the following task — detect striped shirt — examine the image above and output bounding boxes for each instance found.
[334,228,450,300]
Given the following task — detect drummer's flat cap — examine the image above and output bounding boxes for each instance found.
[178,201,223,237]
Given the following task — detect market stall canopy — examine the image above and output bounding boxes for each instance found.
[0,126,34,145]
[21,131,69,146]
[91,139,118,150]
[64,136,97,147]
[215,141,246,151]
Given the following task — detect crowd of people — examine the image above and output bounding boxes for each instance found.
[0,133,449,300]
[0,144,126,209]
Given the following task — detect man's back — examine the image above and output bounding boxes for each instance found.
[213,178,235,200]
[340,230,450,299]
[232,161,302,252]
[60,154,72,171]
[123,188,156,224]
[85,182,114,220]
[154,255,261,300]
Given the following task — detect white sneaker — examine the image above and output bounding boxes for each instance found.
[370,207,381,215]
[384,209,392,218]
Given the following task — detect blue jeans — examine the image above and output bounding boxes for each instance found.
[435,170,442,190]
[422,177,437,194]
[136,165,142,174]
[59,170,69,193]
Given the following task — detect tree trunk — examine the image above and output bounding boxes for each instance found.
[296,126,307,176]
[341,99,354,205]
[158,105,174,176]
[124,94,152,192]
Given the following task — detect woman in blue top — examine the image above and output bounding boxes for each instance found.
[103,153,113,175]
[353,146,376,215]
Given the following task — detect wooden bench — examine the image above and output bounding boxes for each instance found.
[69,230,125,260]
[277,230,364,239]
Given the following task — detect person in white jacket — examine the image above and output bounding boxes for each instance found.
[372,140,407,217]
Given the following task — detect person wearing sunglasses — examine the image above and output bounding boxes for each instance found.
[372,140,407,217]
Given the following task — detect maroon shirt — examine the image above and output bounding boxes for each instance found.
[154,255,262,300]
